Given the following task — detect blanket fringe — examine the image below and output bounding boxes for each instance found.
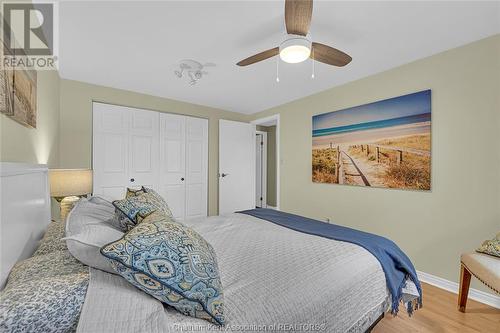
[390,275,423,317]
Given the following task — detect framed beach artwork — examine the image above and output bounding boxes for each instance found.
[0,40,37,128]
[312,90,431,191]
[0,43,15,117]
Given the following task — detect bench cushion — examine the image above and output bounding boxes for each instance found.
[461,252,500,294]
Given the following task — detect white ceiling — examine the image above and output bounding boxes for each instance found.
[58,1,500,114]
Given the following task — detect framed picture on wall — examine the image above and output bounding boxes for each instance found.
[312,90,431,191]
[0,42,15,117]
[0,40,37,128]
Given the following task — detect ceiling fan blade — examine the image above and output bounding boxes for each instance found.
[311,42,352,67]
[285,0,313,36]
[237,47,279,66]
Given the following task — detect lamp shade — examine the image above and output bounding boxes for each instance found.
[49,169,93,198]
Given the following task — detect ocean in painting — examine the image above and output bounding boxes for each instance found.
[313,113,431,137]
[312,90,431,190]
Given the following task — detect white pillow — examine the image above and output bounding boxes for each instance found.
[65,196,115,235]
[65,197,124,274]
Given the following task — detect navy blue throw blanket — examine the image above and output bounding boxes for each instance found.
[238,208,422,315]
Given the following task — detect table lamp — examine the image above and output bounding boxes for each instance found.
[49,169,92,220]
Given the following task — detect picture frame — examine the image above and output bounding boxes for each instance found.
[312,90,431,191]
[0,39,37,128]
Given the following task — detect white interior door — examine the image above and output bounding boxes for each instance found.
[219,119,256,214]
[159,113,186,220]
[129,108,159,191]
[93,103,130,200]
[185,117,208,219]
[255,134,263,208]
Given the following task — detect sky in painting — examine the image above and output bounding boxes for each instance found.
[312,90,431,130]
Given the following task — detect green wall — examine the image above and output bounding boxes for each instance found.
[0,70,60,167]
[250,35,500,294]
[58,79,247,216]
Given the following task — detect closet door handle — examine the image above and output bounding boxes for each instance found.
[181,177,185,181]
[130,178,135,182]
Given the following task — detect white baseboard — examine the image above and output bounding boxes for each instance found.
[417,270,500,309]
[266,206,277,210]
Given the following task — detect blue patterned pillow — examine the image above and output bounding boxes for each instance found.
[112,188,174,230]
[100,214,224,325]
[126,187,146,198]
[141,187,174,216]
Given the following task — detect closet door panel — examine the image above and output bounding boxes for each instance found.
[129,109,159,190]
[185,117,208,218]
[163,184,185,220]
[159,113,186,219]
[186,183,203,217]
[93,103,130,200]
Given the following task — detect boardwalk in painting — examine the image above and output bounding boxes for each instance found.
[312,90,431,190]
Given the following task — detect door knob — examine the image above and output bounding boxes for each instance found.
[221,173,229,178]
[181,177,185,181]
[130,178,135,182]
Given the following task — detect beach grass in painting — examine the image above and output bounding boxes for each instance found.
[312,90,431,190]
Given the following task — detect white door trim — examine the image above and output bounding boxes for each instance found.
[251,114,280,210]
[255,130,267,208]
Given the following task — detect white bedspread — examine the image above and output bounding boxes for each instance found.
[77,213,391,333]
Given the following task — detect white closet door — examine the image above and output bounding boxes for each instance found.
[185,117,208,219]
[93,103,130,200]
[129,109,159,191]
[159,113,186,220]
[94,103,208,219]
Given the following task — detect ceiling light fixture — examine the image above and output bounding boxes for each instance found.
[174,59,215,85]
[279,35,311,64]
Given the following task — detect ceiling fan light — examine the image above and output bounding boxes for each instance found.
[279,36,311,64]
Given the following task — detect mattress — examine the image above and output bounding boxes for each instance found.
[77,213,390,333]
[1,204,393,333]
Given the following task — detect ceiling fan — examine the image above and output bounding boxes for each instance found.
[237,0,352,68]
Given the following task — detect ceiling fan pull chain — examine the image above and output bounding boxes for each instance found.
[311,47,315,79]
[276,56,280,83]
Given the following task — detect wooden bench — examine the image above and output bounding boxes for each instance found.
[458,252,500,312]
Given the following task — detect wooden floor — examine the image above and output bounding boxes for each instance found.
[374,283,500,333]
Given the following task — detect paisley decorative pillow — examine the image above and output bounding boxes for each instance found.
[112,189,174,230]
[100,214,224,325]
[141,187,174,218]
[112,209,137,231]
[126,187,146,198]
[136,210,176,224]
[476,232,500,258]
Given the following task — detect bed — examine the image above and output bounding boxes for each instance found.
[0,163,419,332]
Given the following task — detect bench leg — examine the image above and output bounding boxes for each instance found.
[458,264,471,312]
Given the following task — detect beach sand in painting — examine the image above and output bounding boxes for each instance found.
[312,90,431,190]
